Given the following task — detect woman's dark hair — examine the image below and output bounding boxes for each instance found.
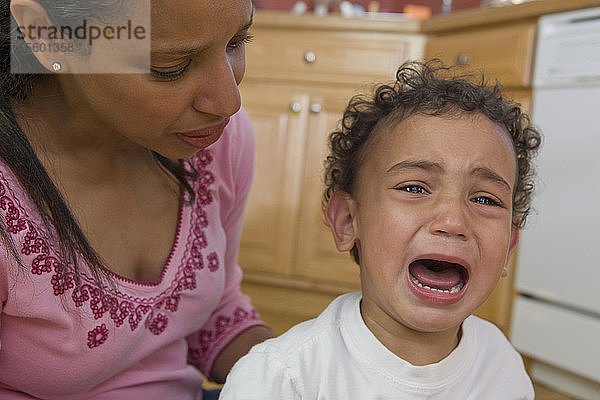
[0,1,197,287]
[323,59,542,264]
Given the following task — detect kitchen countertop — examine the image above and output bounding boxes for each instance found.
[422,0,600,33]
[255,0,600,34]
[252,10,422,33]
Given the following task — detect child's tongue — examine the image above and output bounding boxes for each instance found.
[410,261,462,290]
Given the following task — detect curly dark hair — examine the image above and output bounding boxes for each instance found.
[323,59,542,264]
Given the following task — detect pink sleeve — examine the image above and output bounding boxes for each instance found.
[186,109,266,378]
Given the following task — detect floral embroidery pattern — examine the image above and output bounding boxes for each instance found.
[88,324,109,348]
[188,306,260,370]
[0,150,224,348]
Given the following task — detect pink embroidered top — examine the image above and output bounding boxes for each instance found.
[0,109,264,399]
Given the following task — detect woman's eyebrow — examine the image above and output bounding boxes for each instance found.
[241,10,254,32]
[152,42,210,57]
[152,11,254,57]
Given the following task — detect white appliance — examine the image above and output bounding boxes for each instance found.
[510,7,600,400]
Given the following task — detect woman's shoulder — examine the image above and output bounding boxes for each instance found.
[0,158,39,222]
[0,157,18,187]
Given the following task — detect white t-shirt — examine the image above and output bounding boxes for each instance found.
[221,292,534,400]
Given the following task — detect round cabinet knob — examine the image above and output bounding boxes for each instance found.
[456,53,470,65]
[303,51,316,64]
[309,103,322,113]
[289,101,303,114]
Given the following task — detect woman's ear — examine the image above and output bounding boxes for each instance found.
[10,0,66,72]
[324,191,358,252]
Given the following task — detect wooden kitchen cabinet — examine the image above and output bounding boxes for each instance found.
[425,22,536,89]
[239,81,359,282]
[238,11,425,335]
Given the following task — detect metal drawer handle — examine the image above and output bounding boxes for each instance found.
[456,53,470,65]
[304,51,316,64]
[289,101,303,114]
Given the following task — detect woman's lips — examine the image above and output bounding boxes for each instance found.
[176,119,230,149]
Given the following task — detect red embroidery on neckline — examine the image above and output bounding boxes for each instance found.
[0,150,221,348]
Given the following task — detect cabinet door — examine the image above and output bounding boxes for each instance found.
[425,22,536,89]
[294,91,361,289]
[239,81,363,286]
[238,82,309,275]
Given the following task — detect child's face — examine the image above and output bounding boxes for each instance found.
[329,112,519,338]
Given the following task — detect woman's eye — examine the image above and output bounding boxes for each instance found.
[150,60,192,82]
[396,185,430,195]
[227,33,254,52]
[472,196,501,207]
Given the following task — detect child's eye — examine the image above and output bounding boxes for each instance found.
[471,196,501,207]
[227,33,254,52]
[396,184,430,195]
[150,60,192,82]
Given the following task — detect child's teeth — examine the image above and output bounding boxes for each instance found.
[450,282,464,293]
[411,274,464,294]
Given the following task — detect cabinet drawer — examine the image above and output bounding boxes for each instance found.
[425,22,536,88]
[246,28,423,85]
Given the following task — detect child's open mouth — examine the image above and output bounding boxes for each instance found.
[408,259,469,304]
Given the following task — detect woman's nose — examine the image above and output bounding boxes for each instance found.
[193,56,242,118]
[429,196,471,241]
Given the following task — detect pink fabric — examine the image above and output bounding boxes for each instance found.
[0,109,264,399]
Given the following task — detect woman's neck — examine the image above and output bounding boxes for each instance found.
[14,76,148,161]
[14,77,152,181]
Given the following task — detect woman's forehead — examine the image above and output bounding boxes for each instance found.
[150,0,252,40]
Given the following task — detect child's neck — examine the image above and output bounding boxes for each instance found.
[360,303,462,366]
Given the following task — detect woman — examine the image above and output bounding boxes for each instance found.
[0,0,272,398]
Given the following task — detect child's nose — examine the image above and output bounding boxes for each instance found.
[429,196,471,241]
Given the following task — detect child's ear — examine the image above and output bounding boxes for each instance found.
[324,191,357,252]
[502,226,520,277]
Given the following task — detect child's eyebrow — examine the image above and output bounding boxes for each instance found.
[386,160,442,174]
[386,162,512,191]
[472,167,512,192]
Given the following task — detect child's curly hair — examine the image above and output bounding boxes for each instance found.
[323,59,542,264]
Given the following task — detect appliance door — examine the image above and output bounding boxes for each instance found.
[512,81,600,385]
[516,85,600,316]
[511,7,600,392]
